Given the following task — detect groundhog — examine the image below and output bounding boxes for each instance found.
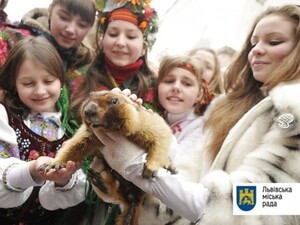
[42,89,176,225]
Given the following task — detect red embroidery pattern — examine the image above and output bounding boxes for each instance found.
[172,123,182,134]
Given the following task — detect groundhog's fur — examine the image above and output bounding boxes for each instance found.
[44,89,176,225]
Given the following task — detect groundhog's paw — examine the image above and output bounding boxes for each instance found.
[165,163,177,175]
[142,163,159,178]
[88,168,109,194]
[38,161,66,172]
[88,168,120,196]
[143,159,177,178]
[38,163,48,172]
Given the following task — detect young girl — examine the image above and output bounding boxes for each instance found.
[69,0,159,224]
[1,0,97,136]
[70,0,159,115]
[139,55,206,224]
[156,55,205,180]
[0,36,85,225]
[91,4,300,225]
[1,0,96,91]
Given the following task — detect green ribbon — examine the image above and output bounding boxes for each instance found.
[56,85,80,137]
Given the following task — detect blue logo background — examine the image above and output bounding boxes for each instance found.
[236,186,256,211]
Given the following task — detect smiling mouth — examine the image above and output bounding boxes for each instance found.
[167,97,182,102]
[252,64,267,70]
[252,61,268,66]
[60,35,75,42]
[114,51,127,55]
[33,98,48,102]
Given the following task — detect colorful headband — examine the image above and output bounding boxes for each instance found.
[178,63,196,76]
[96,0,159,49]
[109,8,138,25]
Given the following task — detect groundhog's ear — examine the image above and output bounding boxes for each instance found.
[91,90,109,97]
[89,91,97,97]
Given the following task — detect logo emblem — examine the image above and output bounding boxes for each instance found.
[236,186,256,211]
[277,113,294,129]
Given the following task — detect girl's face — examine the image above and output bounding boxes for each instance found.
[102,20,145,67]
[193,50,215,83]
[158,67,202,114]
[248,15,296,83]
[49,3,92,49]
[16,59,62,113]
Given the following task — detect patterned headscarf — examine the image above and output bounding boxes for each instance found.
[96,0,159,49]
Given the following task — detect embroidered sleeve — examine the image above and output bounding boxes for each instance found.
[2,163,27,192]
[53,172,78,192]
[0,142,19,159]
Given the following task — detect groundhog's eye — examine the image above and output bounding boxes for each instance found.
[110,98,118,105]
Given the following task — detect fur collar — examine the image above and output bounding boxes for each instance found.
[268,80,300,137]
[269,80,300,112]
[21,8,49,34]
[209,80,300,171]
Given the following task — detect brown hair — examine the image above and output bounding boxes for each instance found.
[50,0,96,26]
[205,4,300,161]
[49,0,97,66]
[0,36,65,118]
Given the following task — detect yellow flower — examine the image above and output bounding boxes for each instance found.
[129,0,141,5]
[139,21,148,30]
[100,17,106,25]
[145,0,152,6]
[116,0,151,6]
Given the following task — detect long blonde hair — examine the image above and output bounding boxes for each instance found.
[205,4,300,161]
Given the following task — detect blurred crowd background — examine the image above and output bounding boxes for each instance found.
[5,0,300,69]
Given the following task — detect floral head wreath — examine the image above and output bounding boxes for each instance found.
[96,0,159,49]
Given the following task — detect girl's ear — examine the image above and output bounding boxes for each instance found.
[141,42,148,56]
[101,37,105,53]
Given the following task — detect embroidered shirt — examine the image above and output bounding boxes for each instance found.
[0,112,68,224]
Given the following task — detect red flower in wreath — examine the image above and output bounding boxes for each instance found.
[144,7,154,20]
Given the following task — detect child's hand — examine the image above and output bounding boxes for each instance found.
[39,160,80,187]
[29,156,53,183]
[30,157,80,187]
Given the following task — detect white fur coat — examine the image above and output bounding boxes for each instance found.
[197,81,300,225]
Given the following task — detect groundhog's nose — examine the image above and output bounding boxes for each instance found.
[84,103,98,118]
